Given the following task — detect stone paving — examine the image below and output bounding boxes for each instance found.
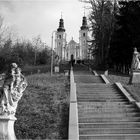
[73,65,140,140]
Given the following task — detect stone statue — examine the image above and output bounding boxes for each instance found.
[55,55,60,66]
[0,63,27,115]
[131,48,140,70]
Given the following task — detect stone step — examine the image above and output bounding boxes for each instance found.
[78,95,123,98]
[79,112,140,118]
[79,114,140,118]
[77,95,124,99]
[78,98,125,101]
[78,110,138,114]
[77,90,121,97]
[78,101,132,105]
[78,89,118,92]
[78,94,123,97]
[77,83,115,87]
[79,128,140,135]
[79,134,140,140]
[79,122,140,129]
[77,88,117,90]
[78,108,137,112]
[78,109,138,113]
[78,103,137,109]
[77,92,123,96]
[78,102,135,108]
[77,92,122,95]
[80,86,116,88]
[77,86,117,89]
[79,117,140,123]
[77,84,115,86]
[77,93,124,96]
[77,88,117,91]
[77,89,118,92]
[78,98,128,102]
[77,95,126,100]
[78,105,137,110]
[78,93,122,97]
[74,77,103,83]
[78,104,137,109]
[78,107,139,111]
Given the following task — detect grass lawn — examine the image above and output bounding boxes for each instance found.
[106,72,140,102]
[22,65,51,75]
[15,73,69,139]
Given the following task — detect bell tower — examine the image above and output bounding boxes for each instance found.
[55,15,66,60]
[79,15,88,60]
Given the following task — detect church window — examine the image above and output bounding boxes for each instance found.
[83,33,85,37]
[59,35,61,39]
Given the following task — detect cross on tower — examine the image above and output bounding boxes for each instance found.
[61,12,63,19]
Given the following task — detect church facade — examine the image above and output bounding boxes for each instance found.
[54,15,89,61]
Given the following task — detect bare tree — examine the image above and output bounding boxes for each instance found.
[0,16,17,47]
[32,35,43,65]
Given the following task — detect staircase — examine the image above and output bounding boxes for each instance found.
[73,65,140,140]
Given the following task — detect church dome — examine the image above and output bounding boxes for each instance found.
[57,18,65,32]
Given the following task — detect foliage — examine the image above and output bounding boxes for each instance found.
[0,37,52,72]
[109,1,140,73]
[81,0,140,73]
[37,48,51,65]
[80,0,118,67]
[0,16,52,70]
[15,73,69,139]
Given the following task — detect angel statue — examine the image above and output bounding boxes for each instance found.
[0,63,27,115]
[131,48,140,70]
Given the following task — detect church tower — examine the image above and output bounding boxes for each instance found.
[79,16,88,60]
[55,16,66,60]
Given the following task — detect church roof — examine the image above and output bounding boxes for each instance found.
[68,38,78,45]
[81,16,88,30]
[57,18,65,32]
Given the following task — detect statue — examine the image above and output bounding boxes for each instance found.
[131,48,140,70]
[54,55,60,73]
[55,55,60,66]
[0,63,27,115]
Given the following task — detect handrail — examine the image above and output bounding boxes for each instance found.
[100,74,110,84]
[68,67,79,140]
[115,82,136,103]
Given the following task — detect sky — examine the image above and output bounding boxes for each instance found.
[0,0,87,46]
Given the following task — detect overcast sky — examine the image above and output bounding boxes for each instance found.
[0,0,87,46]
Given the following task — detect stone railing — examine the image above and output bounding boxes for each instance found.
[68,67,79,140]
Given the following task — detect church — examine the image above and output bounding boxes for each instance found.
[54,15,89,62]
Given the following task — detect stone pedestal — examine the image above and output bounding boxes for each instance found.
[129,70,140,84]
[54,66,59,73]
[0,115,17,140]
[64,70,69,76]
